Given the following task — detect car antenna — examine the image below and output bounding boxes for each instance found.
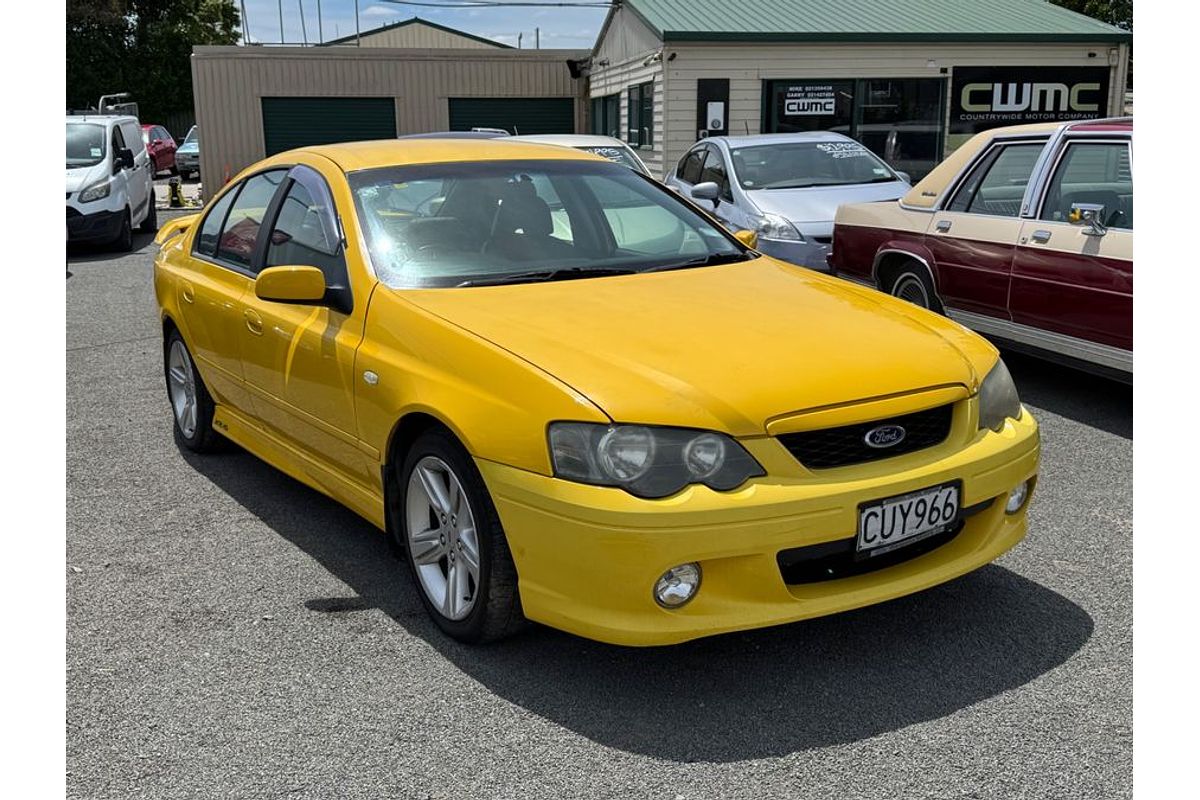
[743,120,750,135]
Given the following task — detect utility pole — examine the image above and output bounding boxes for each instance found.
[239,0,251,44]
[317,0,323,43]
[535,27,540,49]
[298,0,308,45]
[278,0,284,44]
[355,1,361,46]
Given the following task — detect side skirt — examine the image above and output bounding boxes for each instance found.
[946,308,1132,378]
[213,404,387,531]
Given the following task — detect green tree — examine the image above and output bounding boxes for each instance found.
[67,1,240,127]
[1051,1,1132,30]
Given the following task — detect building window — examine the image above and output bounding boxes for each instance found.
[627,81,654,149]
[590,93,620,138]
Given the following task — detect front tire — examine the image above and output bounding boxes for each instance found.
[111,209,133,252]
[139,196,158,233]
[398,428,525,643]
[164,330,221,453]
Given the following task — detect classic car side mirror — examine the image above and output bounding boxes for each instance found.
[895,171,912,184]
[691,181,721,205]
[254,265,327,304]
[1068,202,1108,236]
[734,229,758,249]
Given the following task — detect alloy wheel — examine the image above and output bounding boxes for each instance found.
[405,456,482,621]
[167,340,198,438]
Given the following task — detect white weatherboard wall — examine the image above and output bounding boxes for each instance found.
[659,41,1129,178]
[589,6,666,176]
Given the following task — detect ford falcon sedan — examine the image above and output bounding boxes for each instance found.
[154,139,1038,646]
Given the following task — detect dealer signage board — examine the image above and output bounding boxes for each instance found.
[784,84,837,116]
[950,67,1111,134]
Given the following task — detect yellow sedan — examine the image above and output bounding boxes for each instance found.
[153,139,1038,646]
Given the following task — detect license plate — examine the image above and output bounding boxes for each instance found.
[856,481,960,557]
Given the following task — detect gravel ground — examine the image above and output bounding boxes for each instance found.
[66,218,1131,799]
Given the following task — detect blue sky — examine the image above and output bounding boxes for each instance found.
[240,0,609,49]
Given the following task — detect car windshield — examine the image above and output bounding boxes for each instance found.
[576,145,647,174]
[183,126,199,147]
[66,122,106,168]
[731,141,899,190]
[350,159,748,288]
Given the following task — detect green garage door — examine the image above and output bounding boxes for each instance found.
[448,98,574,135]
[261,97,396,156]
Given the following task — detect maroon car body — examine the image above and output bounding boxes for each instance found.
[830,118,1132,380]
[142,124,177,176]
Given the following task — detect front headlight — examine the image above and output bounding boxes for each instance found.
[977,358,1023,432]
[78,179,111,203]
[548,423,765,498]
[750,212,804,242]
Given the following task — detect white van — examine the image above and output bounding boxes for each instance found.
[66,115,156,250]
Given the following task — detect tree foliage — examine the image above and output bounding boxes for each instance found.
[67,1,240,127]
[1051,0,1133,30]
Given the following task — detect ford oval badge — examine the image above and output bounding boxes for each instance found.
[864,425,906,449]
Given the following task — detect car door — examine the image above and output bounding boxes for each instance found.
[697,144,748,232]
[925,139,1046,319]
[119,120,153,221]
[1011,138,1133,352]
[157,127,177,165]
[237,164,375,488]
[178,170,287,415]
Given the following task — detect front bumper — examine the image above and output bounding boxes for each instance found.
[175,153,199,172]
[66,205,123,244]
[479,405,1039,646]
[755,237,833,272]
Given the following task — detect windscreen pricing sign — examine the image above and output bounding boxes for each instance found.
[950,67,1111,133]
[784,85,836,116]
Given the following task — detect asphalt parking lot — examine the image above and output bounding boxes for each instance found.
[66,214,1131,799]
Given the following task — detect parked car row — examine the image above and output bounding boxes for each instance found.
[66,115,157,250]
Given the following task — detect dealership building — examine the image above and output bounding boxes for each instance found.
[191,0,1130,191]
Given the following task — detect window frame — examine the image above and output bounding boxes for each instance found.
[1034,138,1133,231]
[698,144,734,202]
[626,81,654,150]
[677,146,705,185]
[944,140,1046,219]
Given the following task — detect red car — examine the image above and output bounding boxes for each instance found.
[829,118,1132,381]
[142,124,178,176]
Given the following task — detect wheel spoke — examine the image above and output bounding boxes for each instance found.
[168,366,188,386]
[417,464,452,515]
[458,528,480,579]
[451,558,470,614]
[182,400,196,432]
[449,479,462,518]
[441,563,458,617]
[410,528,445,565]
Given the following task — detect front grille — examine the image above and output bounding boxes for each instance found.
[777,403,953,469]
[776,498,993,584]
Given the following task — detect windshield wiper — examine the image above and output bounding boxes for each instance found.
[456,266,638,287]
[643,252,752,273]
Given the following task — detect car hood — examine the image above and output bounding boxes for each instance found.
[66,164,103,193]
[400,257,996,436]
[745,181,909,224]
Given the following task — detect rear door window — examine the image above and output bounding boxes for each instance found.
[677,148,704,184]
[216,170,287,270]
[195,186,240,257]
[947,142,1044,217]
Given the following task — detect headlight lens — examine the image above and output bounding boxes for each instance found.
[977,358,1023,432]
[78,179,112,203]
[750,212,804,242]
[549,423,764,498]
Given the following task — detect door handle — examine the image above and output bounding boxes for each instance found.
[1030,229,1052,244]
[180,282,195,304]
[935,220,952,233]
[244,309,264,335]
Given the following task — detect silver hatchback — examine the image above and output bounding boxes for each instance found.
[664,132,910,271]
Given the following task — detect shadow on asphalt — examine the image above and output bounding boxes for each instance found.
[1001,349,1132,440]
[66,232,157,264]
[181,442,1094,762]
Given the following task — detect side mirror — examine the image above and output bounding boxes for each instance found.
[691,181,720,204]
[1068,202,1108,236]
[734,229,758,249]
[254,265,327,304]
[895,171,912,184]
[117,148,135,171]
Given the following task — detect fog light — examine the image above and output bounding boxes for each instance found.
[1005,480,1030,514]
[654,563,701,608]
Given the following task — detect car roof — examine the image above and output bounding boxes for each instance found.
[397,131,508,139]
[1067,117,1133,133]
[275,139,610,172]
[509,134,631,148]
[702,132,856,148]
[66,115,138,125]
